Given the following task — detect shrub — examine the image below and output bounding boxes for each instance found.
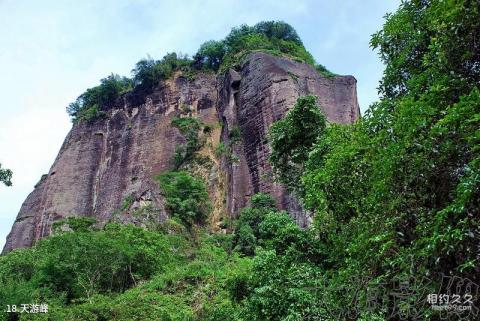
[171,116,203,168]
[232,193,277,256]
[132,52,191,91]
[0,163,12,186]
[215,142,227,158]
[0,223,176,311]
[171,116,202,133]
[156,171,211,227]
[228,126,242,144]
[233,224,257,256]
[250,193,276,210]
[117,195,134,212]
[269,95,326,193]
[53,216,97,233]
[315,63,336,77]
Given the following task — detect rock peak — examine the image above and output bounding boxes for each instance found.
[3,53,359,253]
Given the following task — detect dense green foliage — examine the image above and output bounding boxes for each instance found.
[132,53,192,91]
[265,1,480,319]
[66,74,132,122]
[157,171,211,227]
[1,195,318,321]
[0,196,322,321]
[232,193,277,255]
[0,221,187,319]
[269,95,326,193]
[0,163,12,187]
[0,218,254,321]
[230,194,327,320]
[171,116,204,169]
[193,21,333,74]
[5,2,479,320]
[67,21,334,122]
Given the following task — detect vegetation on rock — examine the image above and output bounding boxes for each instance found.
[269,95,326,194]
[131,53,192,91]
[66,74,132,122]
[67,21,335,122]
[171,116,204,169]
[157,171,211,227]
[3,1,479,320]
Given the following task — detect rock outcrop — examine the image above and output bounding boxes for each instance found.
[219,53,359,227]
[3,52,360,253]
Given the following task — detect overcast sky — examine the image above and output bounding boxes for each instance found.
[0,0,399,249]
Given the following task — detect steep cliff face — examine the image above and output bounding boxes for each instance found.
[2,74,219,253]
[219,52,360,226]
[3,53,360,253]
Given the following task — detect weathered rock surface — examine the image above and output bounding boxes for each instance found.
[3,52,360,253]
[219,52,360,227]
[2,74,219,253]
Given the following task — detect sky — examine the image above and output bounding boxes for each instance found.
[0,0,400,250]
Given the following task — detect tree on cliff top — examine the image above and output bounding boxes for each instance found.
[67,21,334,122]
[193,21,320,73]
[132,52,191,91]
[66,74,132,122]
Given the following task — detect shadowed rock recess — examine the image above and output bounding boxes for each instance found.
[3,52,360,253]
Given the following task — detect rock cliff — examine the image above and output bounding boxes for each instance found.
[3,52,360,253]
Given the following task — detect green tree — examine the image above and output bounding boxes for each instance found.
[132,52,191,91]
[253,21,303,45]
[193,40,226,71]
[0,163,12,186]
[157,171,211,227]
[269,95,326,193]
[67,73,132,122]
[232,193,276,256]
[290,1,480,319]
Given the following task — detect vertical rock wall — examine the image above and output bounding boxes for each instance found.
[219,52,360,226]
[2,74,219,252]
[3,53,360,253]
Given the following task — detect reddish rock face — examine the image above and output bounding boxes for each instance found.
[219,52,360,227]
[2,53,360,253]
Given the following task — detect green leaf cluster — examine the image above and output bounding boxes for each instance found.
[171,116,204,169]
[132,52,192,91]
[67,21,335,123]
[157,171,212,227]
[264,1,480,319]
[66,74,132,122]
[269,95,326,193]
[0,163,12,187]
